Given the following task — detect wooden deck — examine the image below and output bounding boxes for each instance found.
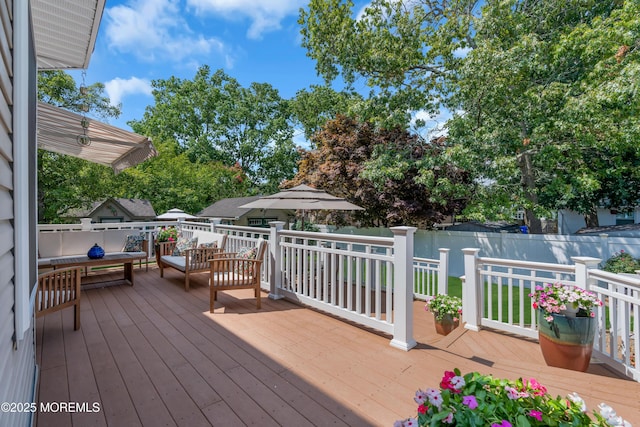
[36,266,640,426]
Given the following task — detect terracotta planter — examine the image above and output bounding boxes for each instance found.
[434,314,460,336]
[537,309,596,372]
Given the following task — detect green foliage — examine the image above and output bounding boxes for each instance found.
[287,115,471,227]
[38,70,121,119]
[602,250,640,274]
[424,294,462,321]
[290,85,363,142]
[300,0,640,232]
[130,66,299,192]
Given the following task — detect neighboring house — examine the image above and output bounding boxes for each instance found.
[558,208,640,235]
[198,196,294,227]
[63,198,157,223]
[0,3,104,426]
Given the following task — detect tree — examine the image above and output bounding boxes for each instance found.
[112,139,249,215]
[285,115,471,227]
[299,0,477,128]
[447,0,640,231]
[300,0,640,232]
[130,66,299,192]
[37,70,123,222]
[290,85,363,142]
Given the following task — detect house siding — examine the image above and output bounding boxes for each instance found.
[0,2,36,426]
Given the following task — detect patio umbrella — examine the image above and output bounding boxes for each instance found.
[37,101,158,173]
[156,208,196,220]
[238,184,363,228]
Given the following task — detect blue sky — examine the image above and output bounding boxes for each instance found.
[79,0,330,133]
[78,0,448,143]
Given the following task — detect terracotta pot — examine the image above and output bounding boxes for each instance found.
[537,309,596,372]
[434,313,460,336]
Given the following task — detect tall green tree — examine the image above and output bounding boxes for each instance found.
[131,66,299,193]
[299,0,476,128]
[290,85,363,142]
[300,0,640,232]
[448,0,640,231]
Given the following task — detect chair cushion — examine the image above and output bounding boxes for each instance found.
[123,234,145,252]
[160,255,187,271]
[172,236,198,256]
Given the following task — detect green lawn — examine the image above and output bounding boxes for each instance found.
[444,276,533,325]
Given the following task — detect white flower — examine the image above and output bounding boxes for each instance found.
[598,403,631,426]
[414,389,427,405]
[450,375,465,390]
[567,392,586,412]
[426,388,443,408]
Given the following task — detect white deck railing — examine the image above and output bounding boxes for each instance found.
[462,248,640,381]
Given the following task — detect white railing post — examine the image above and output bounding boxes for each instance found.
[462,248,481,332]
[572,256,601,291]
[438,248,450,295]
[269,221,285,300]
[80,218,92,230]
[390,226,417,351]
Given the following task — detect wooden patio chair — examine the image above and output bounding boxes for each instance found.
[209,239,268,313]
[36,266,82,330]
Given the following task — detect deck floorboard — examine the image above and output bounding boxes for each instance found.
[36,266,640,426]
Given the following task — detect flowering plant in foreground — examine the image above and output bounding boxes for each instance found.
[529,282,603,323]
[395,369,631,426]
[424,294,462,322]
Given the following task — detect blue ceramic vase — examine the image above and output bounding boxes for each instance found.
[87,243,105,259]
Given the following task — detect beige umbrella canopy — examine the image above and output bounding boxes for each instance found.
[239,184,363,228]
[156,208,196,220]
[37,101,158,173]
[239,184,364,211]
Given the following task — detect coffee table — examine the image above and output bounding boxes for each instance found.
[50,253,139,288]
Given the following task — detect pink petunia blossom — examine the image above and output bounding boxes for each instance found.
[529,410,543,421]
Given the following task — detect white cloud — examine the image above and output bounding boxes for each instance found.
[187,0,306,39]
[104,77,153,106]
[104,0,230,64]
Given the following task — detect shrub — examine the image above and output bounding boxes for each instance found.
[602,250,640,274]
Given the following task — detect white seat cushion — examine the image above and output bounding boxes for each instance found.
[160,255,187,272]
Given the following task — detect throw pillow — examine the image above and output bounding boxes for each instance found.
[198,241,218,249]
[235,246,258,276]
[237,246,258,260]
[172,236,198,256]
[123,234,145,252]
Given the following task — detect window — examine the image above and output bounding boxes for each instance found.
[615,211,635,225]
[248,218,277,228]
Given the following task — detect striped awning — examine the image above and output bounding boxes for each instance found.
[37,102,157,173]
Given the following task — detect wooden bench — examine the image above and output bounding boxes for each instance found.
[36,267,82,330]
[157,234,228,291]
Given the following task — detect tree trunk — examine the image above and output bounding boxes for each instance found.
[518,150,542,234]
[584,207,599,228]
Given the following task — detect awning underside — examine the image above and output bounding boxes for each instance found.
[37,102,157,173]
